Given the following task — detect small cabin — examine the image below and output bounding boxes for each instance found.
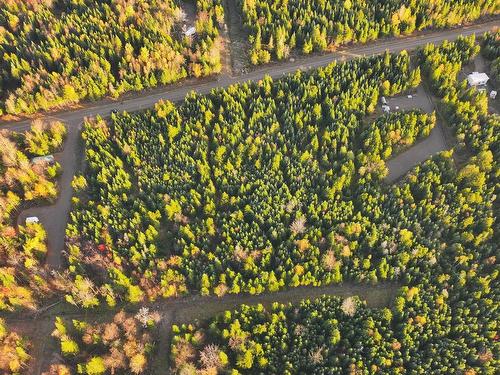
[382,105,391,113]
[490,90,497,99]
[381,96,387,105]
[467,72,489,87]
[25,216,40,225]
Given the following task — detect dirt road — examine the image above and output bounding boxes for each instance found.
[5,282,399,374]
[16,122,83,268]
[3,19,498,132]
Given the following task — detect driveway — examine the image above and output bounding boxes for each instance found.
[16,121,82,269]
[385,84,449,183]
[385,123,448,183]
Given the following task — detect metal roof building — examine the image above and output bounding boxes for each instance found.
[467,72,489,87]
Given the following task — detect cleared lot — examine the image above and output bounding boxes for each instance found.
[381,84,434,113]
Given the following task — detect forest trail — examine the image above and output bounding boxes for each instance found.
[4,282,399,374]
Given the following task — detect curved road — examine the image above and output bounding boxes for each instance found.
[385,85,449,182]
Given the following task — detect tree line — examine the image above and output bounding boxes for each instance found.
[482,30,500,83]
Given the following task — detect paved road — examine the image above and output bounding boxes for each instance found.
[2,20,498,268]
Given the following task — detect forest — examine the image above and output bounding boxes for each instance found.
[169,36,498,374]
[0,318,30,374]
[238,0,499,64]
[0,0,224,116]
[66,49,428,307]
[482,30,500,83]
[0,24,497,374]
[43,309,160,375]
[0,120,71,311]
[64,37,497,311]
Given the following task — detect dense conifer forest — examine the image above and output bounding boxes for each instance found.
[66,50,427,307]
[167,34,499,375]
[238,0,499,64]
[0,2,498,373]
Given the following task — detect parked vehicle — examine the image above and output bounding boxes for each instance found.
[25,216,40,225]
[31,155,55,165]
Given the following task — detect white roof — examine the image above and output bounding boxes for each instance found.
[31,155,55,164]
[26,216,39,224]
[467,72,489,86]
[184,26,196,36]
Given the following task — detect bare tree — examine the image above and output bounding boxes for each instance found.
[290,217,306,235]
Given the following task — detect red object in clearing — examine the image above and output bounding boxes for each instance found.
[98,244,107,252]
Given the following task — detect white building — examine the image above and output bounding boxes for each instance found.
[382,105,391,113]
[184,26,196,37]
[490,90,497,99]
[467,72,489,87]
[25,216,40,225]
